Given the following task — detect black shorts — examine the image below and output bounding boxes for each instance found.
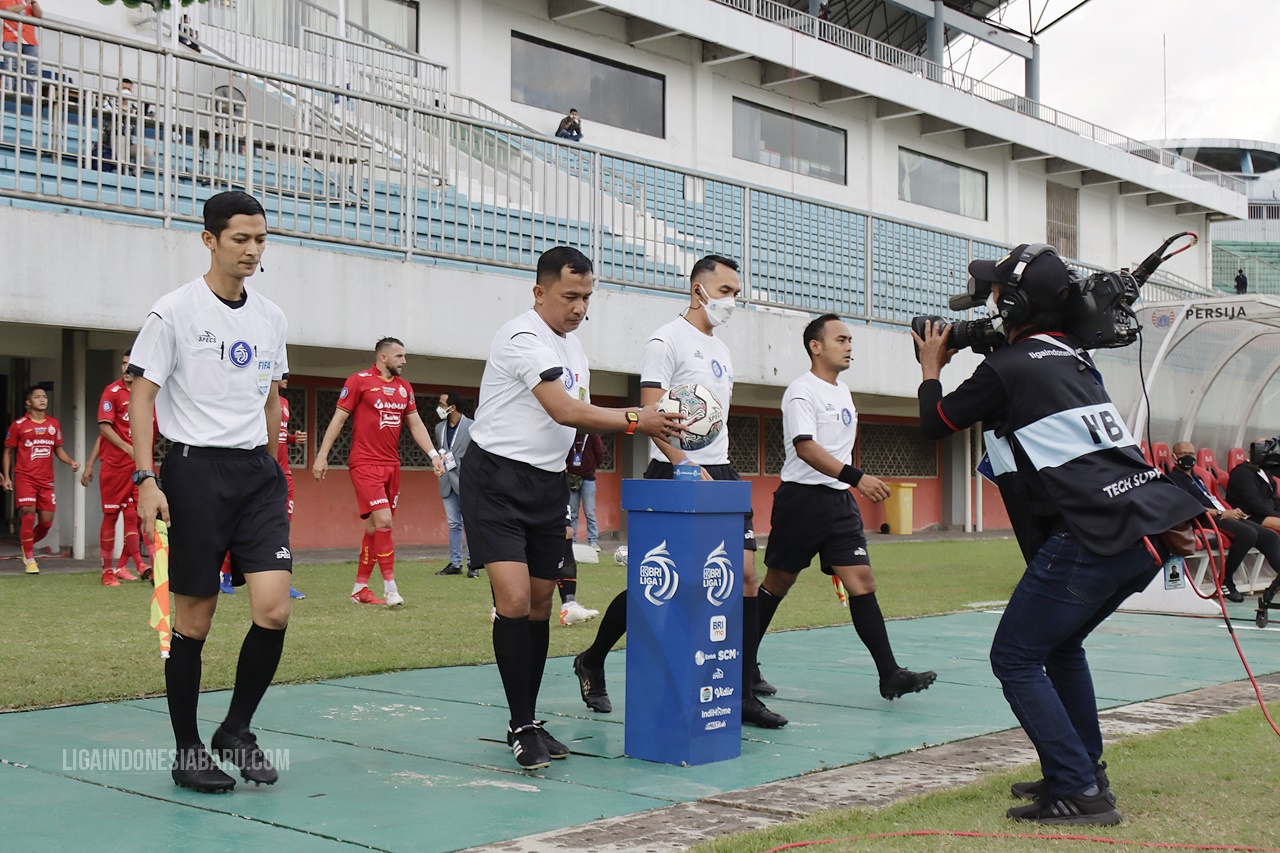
[764,482,869,574]
[644,460,757,551]
[460,443,570,581]
[162,444,292,597]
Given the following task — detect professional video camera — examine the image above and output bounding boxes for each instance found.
[911,232,1198,359]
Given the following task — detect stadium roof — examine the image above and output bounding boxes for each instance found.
[781,0,1014,54]
[1154,139,1280,178]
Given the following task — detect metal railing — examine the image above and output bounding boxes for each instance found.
[1214,246,1280,294]
[711,0,1246,195]
[0,13,1217,328]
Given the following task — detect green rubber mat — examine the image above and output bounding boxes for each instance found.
[2,610,1274,852]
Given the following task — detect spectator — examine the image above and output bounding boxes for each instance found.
[1,0,42,96]
[818,2,831,22]
[1168,441,1280,602]
[566,430,604,550]
[555,109,583,142]
[1235,269,1248,295]
[434,390,476,578]
[1225,445,1280,533]
[178,14,201,52]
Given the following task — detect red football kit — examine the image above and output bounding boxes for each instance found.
[277,395,296,517]
[97,381,137,510]
[5,415,63,511]
[338,366,417,517]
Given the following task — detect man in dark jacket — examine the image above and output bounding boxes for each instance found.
[1168,441,1280,602]
[1225,452,1280,532]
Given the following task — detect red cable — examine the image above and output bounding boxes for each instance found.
[761,831,1280,851]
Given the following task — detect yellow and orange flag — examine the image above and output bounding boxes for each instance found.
[149,520,172,658]
[832,574,848,607]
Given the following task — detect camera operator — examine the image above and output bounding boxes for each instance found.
[913,243,1203,827]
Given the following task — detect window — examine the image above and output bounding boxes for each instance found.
[282,385,308,468]
[728,415,761,475]
[763,416,786,476]
[511,32,665,138]
[732,99,846,184]
[898,148,987,220]
[1046,182,1079,259]
[316,388,352,469]
[856,423,938,478]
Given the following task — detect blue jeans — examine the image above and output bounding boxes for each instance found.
[568,478,598,545]
[2,43,38,95]
[440,490,467,567]
[989,532,1162,799]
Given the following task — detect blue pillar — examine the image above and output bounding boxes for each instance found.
[1025,40,1041,102]
[927,0,945,66]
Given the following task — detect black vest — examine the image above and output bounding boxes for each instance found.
[982,334,1202,557]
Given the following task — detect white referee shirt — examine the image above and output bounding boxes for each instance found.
[640,316,733,466]
[130,278,289,450]
[470,308,591,472]
[780,370,858,489]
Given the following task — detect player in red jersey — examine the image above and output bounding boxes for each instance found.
[2,386,81,574]
[92,352,148,586]
[313,338,445,606]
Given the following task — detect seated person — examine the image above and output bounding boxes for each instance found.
[1169,441,1280,602]
[1225,444,1280,533]
[555,109,582,142]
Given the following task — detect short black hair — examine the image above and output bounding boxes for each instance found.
[536,246,593,287]
[375,337,404,355]
[122,78,134,86]
[690,254,739,286]
[570,108,578,113]
[802,313,841,357]
[203,190,266,237]
[23,384,44,403]
[123,348,131,357]
[440,390,464,407]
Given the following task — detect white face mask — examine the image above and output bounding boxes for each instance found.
[698,285,738,328]
[436,405,452,420]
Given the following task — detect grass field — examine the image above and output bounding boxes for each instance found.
[0,538,1025,710]
[690,705,1280,853]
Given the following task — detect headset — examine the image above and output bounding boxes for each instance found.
[996,242,1058,328]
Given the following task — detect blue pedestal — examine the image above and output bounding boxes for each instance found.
[621,479,752,766]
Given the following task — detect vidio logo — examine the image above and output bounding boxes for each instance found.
[702,541,735,606]
[639,541,679,606]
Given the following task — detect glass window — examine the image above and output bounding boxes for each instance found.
[1046,182,1079,259]
[898,148,987,220]
[732,99,846,184]
[511,32,665,138]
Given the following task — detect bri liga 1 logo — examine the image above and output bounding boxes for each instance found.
[228,341,253,368]
[639,541,679,606]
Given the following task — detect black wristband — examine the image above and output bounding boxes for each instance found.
[838,465,864,487]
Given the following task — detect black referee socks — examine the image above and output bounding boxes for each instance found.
[848,592,899,679]
[493,614,535,728]
[166,631,206,749]
[223,622,287,733]
[581,590,627,669]
[527,618,550,716]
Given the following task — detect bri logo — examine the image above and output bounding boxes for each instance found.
[702,542,735,607]
[639,541,679,606]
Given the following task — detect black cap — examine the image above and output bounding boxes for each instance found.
[968,244,1072,309]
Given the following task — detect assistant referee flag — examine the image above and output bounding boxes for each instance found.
[149,521,172,659]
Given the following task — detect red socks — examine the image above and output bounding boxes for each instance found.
[117,504,145,570]
[20,514,36,561]
[100,511,119,569]
[374,528,395,582]
[355,531,375,586]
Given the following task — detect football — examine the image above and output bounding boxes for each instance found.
[656,383,724,451]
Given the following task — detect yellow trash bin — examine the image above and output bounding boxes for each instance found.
[883,482,917,535]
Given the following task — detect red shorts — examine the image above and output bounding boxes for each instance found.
[350,464,400,518]
[14,476,56,512]
[99,465,137,511]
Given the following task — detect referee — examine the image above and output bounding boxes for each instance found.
[131,191,293,794]
[462,246,683,771]
[759,314,936,701]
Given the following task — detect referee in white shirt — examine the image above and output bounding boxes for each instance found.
[131,191,293,794]
[573,254,786,729]
[759,314,936,701]
[462,246,683,771]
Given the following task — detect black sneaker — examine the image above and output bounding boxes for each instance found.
[532,721,569,759]
[572,652,612,713]
[210,724,279,785]
[171,744,236,793]
[752,664,777,697]
[466,567,480,579]
[1012,762,1112,802]
[879,667,937,700]
[1225,587,1245,603]
[742,696,788,728]
[1006,789,1122,826]
[508,725,551,770]
[435,564,463,576]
